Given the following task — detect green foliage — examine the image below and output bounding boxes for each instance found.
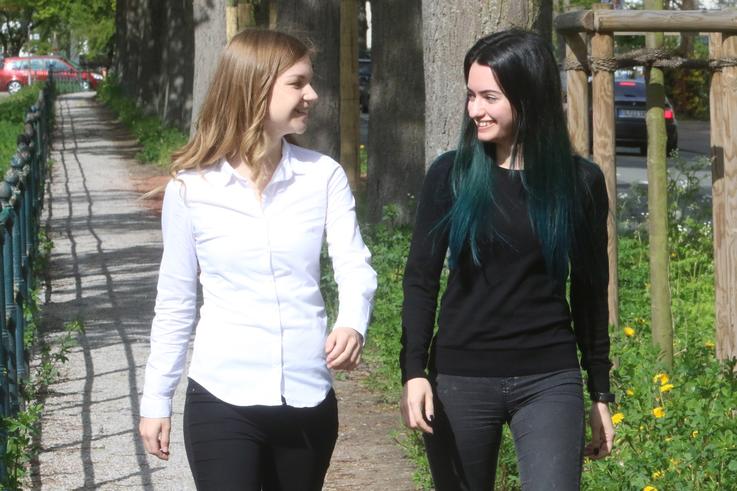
[0,84,43,173]
[2,317,83,489]
[1,0,114,60]
[665,68,710,121]
[96,75,189,167]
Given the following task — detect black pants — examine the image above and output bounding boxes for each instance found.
[424,369,585,491]
[183,378,338,491]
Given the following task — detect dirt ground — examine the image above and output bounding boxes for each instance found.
[131,169,417,491]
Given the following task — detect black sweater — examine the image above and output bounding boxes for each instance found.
[400,152,612,396]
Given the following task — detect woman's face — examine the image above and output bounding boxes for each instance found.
[466,62,515,149]
[264,56,318,140]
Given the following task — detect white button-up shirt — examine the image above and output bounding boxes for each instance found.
[141,141,377,417]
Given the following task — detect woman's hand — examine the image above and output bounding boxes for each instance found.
[585,402,614,459]
[325,327,363,370]
[139,417,172,461]
[401,377,434,434]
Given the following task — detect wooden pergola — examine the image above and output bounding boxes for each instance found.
[555,6,737,361]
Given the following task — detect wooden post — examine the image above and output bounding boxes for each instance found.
[565,32,590,157]
[237,0,256,29]
[226,0,238,40]
[710,33,728,358]
[339,0,360,190]
[591,3,618,329]
[718,32,737,360]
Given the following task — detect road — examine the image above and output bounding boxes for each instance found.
[360,115,712,190]
[616,119,711,190]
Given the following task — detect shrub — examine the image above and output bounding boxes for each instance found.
[0,84,44,172]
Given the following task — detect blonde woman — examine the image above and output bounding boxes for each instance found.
[138,29,377,490]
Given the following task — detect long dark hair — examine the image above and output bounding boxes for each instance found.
[446,29,583,283]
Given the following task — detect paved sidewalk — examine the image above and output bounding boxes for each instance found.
[33,92,194,490]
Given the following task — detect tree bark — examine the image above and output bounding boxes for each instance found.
[367,0,424,223]
[645,0,674,370]
[191,0,228,134]
[159,0,195,131]
[275,0,341,160]
[421,0,551,166]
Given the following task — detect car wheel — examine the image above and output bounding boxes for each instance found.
[7,81,22,94]
[80,80,90,91]
[639,144,647,156]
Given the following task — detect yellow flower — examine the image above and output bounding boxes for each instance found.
[704,341,715,349]
[359,144,365,150]
[691,430,699,438]
[669,457,680,467]
[664,436,673,442]
[612,412,625,425]
[626,388,635,396]
[644,486,658,491]
[670,251,676,258]
[652,407,665,418]
[652,470,664,480]
[653,373,669,385]
[623,326,636,337]
[659,383,674,393]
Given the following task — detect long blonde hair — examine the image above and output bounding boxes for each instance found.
[171,29,313,180]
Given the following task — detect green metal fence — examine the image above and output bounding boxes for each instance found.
[0,78,54,481]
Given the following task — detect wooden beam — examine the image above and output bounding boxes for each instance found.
[555,9,737,33]
[591,3,619,329]
[555,10,594,33]
[718,32,737,360]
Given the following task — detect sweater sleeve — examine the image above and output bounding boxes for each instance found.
[570,159,612,396]
[400,153,454,383]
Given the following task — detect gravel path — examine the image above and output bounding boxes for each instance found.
[30,92,415,490]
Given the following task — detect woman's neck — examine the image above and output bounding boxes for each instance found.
[495,142,521,170]
[232,136,283,198]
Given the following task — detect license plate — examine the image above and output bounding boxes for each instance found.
[618,108,646,119]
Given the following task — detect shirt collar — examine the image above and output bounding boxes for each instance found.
[210,139,305,188]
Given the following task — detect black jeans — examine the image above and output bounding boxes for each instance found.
[424,369,585,491]
[183,378,338,491]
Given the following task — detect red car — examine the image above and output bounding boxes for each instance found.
[0,55,104,94]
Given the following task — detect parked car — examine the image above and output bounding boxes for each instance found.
[359,57,371,113]
[613,78,678,155]
[0,55,104,94]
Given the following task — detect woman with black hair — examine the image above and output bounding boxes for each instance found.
[400,29,614,490]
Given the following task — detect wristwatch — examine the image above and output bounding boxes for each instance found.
[590,392,616,403]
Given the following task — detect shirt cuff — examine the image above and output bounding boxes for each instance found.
[586,364,612,396]
[334,300,372,340]
[140,394,172,418]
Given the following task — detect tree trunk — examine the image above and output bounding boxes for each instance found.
[367,0,424,224]
[421,0,551,165]
[160,0,195,132]
[645,0,674,370]
[358,0,368,57]
[191,0,227,134]
[275,0,341,160]
[114,0,129,81]
[340,0,360,190]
